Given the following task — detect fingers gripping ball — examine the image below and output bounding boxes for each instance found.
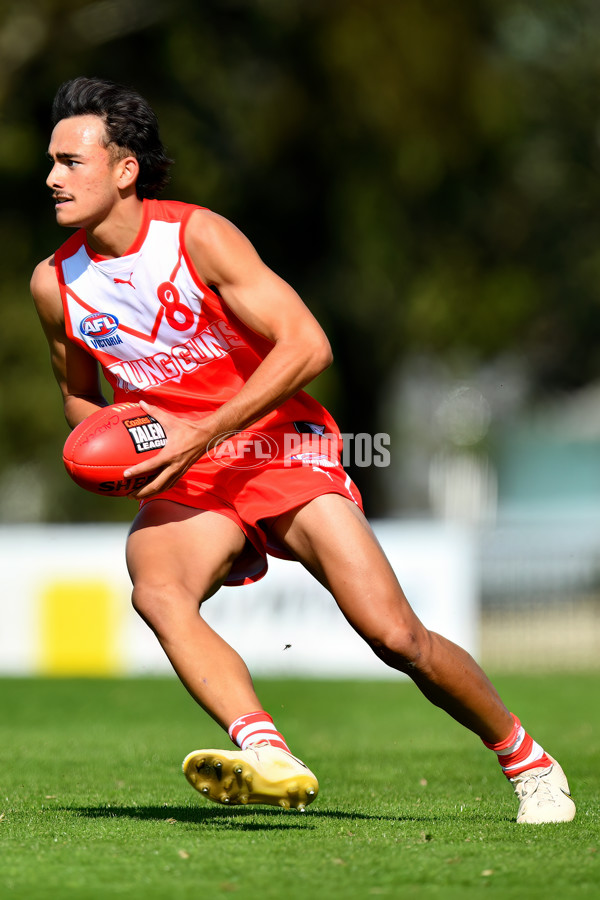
[62,403,166,496]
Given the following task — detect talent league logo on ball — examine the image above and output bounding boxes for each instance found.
[206,431,278,469]
[79,313,123,349]
[123,413,167,454]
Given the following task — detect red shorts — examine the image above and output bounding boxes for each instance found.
[143,421,363,585]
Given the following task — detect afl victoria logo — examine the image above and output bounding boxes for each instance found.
[80,313,120,338]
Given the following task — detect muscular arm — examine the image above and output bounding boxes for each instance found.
[30,256,108,429]
[126,209,333,497]
[186,209,333,434]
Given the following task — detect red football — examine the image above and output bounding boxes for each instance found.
[62,402,167,496]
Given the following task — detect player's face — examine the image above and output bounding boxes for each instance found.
[46,115,124,230]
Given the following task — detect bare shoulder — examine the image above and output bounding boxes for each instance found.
[184,208,261,287]
[186,207,248,248]
[30,255,63,324]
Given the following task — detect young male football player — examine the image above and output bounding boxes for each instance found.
[31,76,575,823]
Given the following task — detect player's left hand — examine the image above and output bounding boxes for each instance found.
[123,400,214,499]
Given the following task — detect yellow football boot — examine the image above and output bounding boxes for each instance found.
[182,741,319,811]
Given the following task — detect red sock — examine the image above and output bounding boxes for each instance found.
[228,711,291,752]
[483,713,552,778]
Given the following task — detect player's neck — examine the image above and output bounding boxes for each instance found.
[85,195,145,259]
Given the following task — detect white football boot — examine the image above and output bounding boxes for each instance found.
[510,756,576,824]
[182,741,319,811]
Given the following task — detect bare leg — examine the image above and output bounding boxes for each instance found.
[126,499,263,728]
[271,494,513,744]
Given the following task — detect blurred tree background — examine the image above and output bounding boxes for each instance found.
[2,0,600,522]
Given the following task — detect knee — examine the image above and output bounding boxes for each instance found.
[131,580,194,633]
[366,620,432,673]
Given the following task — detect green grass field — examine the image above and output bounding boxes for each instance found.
[0,674,598,899]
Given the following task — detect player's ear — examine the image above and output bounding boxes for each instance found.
[117,156,139,191]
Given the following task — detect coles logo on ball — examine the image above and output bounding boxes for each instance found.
[206,431,278,469]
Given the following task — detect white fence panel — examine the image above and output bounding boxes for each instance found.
[0,521,478,678]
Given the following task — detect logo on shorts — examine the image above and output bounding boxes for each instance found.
[289,452,338,468]
[123,414,167,453]
[206,431,278,469]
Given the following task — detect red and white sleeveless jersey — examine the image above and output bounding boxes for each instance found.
[54,198,337,433]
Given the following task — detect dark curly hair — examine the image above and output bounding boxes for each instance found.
[52,76,173,199]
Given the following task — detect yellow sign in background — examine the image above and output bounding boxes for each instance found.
[38,579,124,675]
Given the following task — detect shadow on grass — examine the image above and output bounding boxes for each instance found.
[59,804,502,828]
[60,805,385,829]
